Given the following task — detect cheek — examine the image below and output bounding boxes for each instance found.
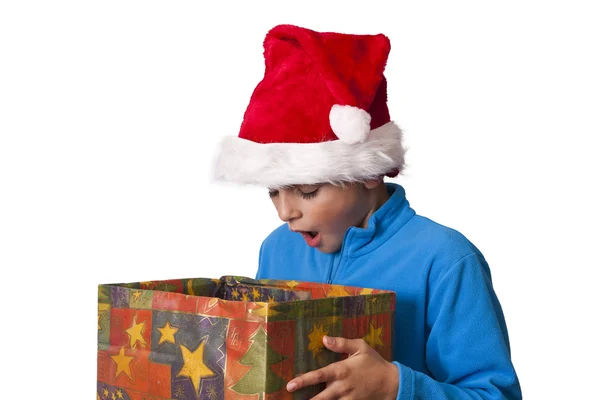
[311,198,363,231]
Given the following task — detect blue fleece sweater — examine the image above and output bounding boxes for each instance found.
[255,183,521,399]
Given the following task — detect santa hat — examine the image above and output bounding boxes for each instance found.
[213,24,406,189]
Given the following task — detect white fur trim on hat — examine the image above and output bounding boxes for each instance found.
[212,121,405,189]
[329,104,371,144]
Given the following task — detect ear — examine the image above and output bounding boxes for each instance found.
[363,176,384,190]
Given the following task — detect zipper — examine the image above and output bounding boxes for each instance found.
[326,229,352,284]
[326,255,335,284]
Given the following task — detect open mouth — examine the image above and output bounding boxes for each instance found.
[299,231,321,247]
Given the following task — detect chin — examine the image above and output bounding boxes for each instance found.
[317,248,337,254]
[317,242,342,254]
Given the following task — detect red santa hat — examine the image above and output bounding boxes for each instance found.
[213,24,406,189]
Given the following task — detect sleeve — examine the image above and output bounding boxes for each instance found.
[393,253,522,400]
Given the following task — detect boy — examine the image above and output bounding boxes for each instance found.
[214,24,521,400]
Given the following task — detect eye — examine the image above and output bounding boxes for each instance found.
[268,189,279,198]
[301,191,318,200]
[299,186,319,199]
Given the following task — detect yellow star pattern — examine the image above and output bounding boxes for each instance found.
[116,389,124,399]
[287,280,300,289]
[250,303,280,317]
[140,281,153,288]
[111,346,134,380]
[327,285,350,297]
[157,321,178,345]
[241,292,249,302]
[125,316,147,348]
[363,322,385,349]
[132,290,142,302]
[268,295,276,305]
[308,323,329,358]
[177,340,215,395]
[103,388,109,397]
[251,287,261,300]
[231,288,240,299]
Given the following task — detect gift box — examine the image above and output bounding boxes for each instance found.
[97,275,395,400]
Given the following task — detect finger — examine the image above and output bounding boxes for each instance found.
[287,364,337,392]
[322,335,366,355]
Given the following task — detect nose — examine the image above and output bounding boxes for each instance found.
[276,191,301,222]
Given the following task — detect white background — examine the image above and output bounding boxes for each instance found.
[1,1,599,398]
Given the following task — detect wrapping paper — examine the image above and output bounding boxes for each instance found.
[97,275,395,400]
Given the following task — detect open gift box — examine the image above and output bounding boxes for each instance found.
[97,275,395,400]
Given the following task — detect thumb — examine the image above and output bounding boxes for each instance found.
[323,335,364,355]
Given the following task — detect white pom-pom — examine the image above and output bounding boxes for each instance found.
[329,104,371,144]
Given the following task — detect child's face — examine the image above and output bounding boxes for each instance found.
[269,182,381,253]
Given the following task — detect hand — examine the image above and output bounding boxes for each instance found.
[286,335,399,400]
